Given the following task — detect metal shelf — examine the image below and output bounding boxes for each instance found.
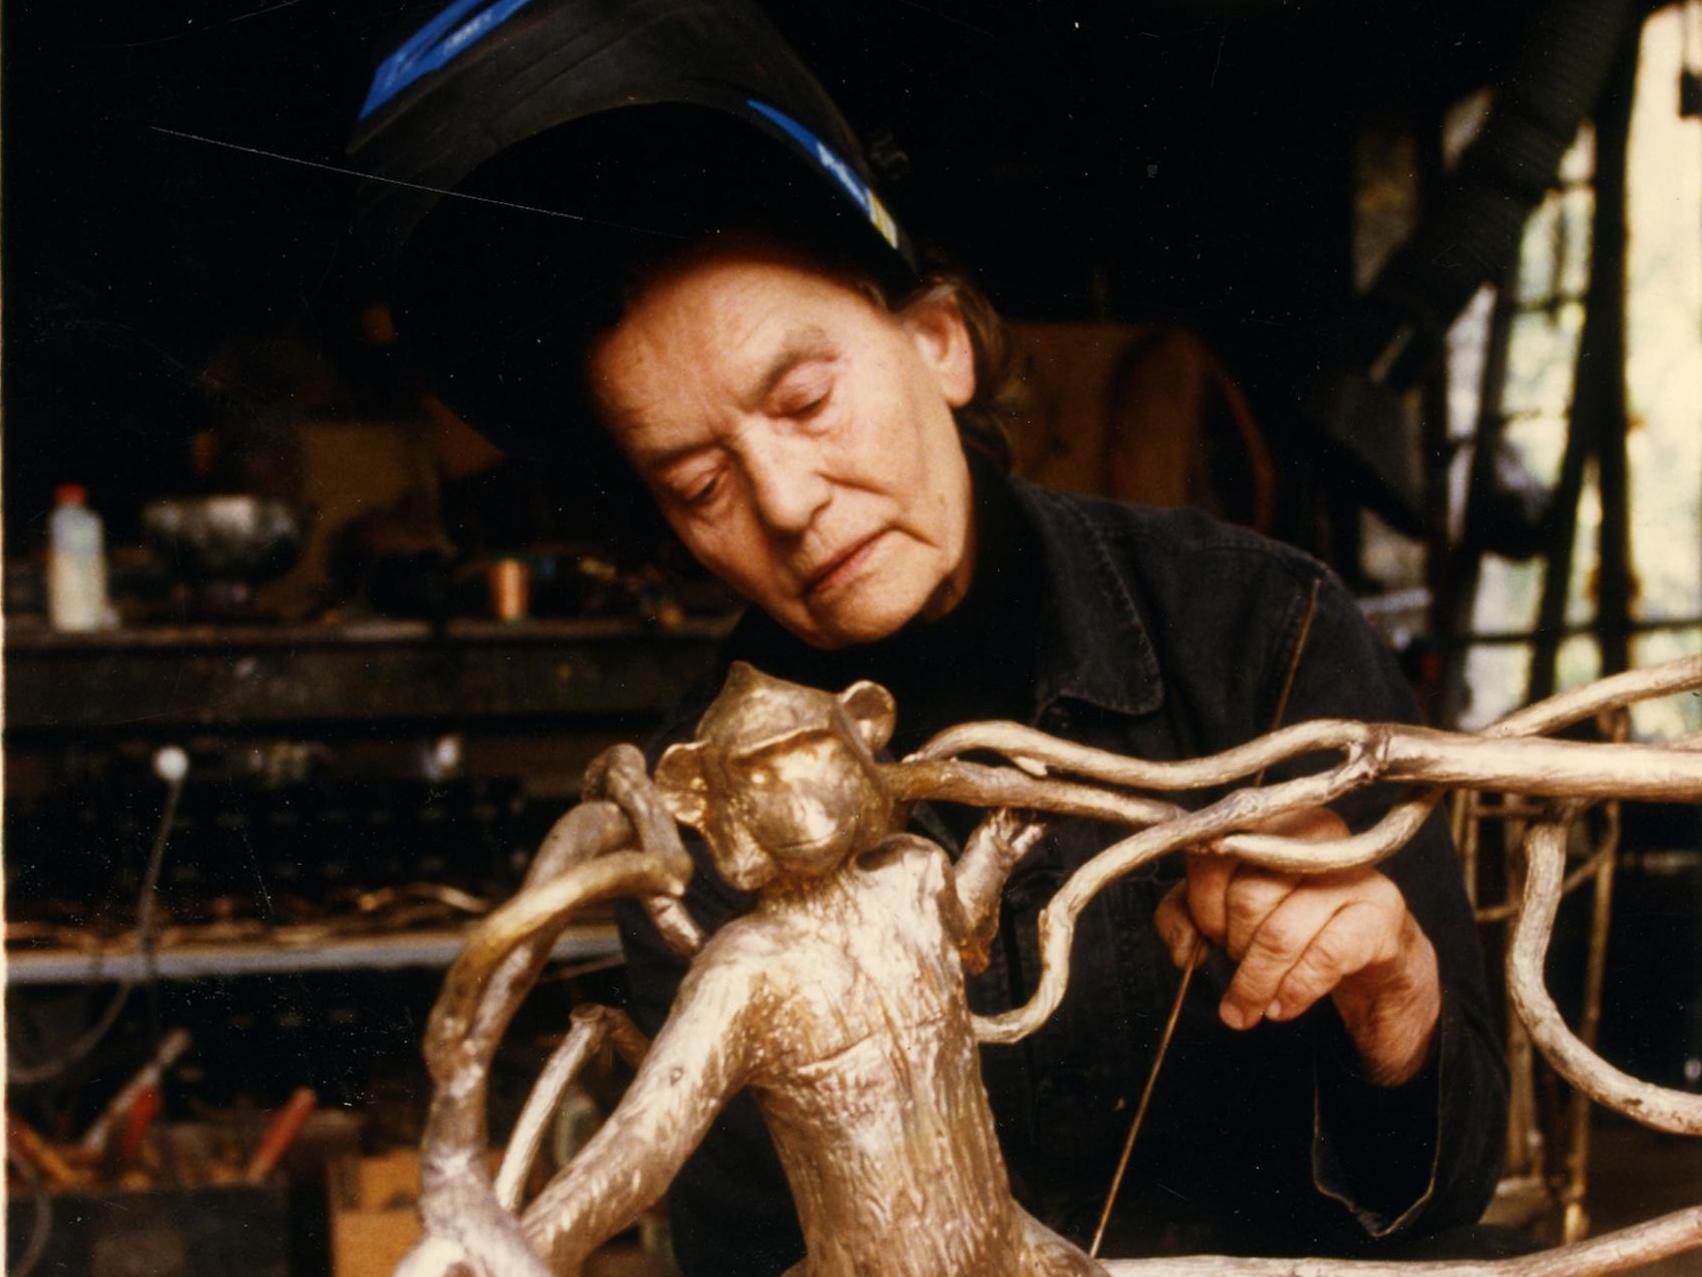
[5,924,621,986]
[4,617,728,733]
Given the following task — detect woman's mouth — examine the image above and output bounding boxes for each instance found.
[803,531,888,597]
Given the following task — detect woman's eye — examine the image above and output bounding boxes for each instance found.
[776,381,832,421]
[684,473,722,507]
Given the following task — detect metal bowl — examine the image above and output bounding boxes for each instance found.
[142,496,311,584]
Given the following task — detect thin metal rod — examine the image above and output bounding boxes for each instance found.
[1089,579,1323,1256]
[1258,580,1325,766]
[1445,615,1702,648]
[1564,709,1627,1241]
[1089,937,1201,1258]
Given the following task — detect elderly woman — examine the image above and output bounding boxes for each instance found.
[355,1,1506,1269]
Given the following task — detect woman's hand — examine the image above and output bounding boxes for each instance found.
[1153,807,1441,1086]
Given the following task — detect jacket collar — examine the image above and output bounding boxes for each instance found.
[1007,478,1165,722]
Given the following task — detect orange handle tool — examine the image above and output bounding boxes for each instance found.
[243,1087,317,1184]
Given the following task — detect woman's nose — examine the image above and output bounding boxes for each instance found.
[741,432,832,536]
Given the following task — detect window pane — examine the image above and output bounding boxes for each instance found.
[1473,555,1543,636]
[1627,5,1702,628]
[1461,642,1533,729]
[1556,632,1603,693]
[1503,302,1587,422]
[1631,628,1702,739]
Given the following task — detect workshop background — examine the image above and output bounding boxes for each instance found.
[4,1,1700,1274]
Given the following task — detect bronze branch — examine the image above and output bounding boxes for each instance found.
[395,655,1702,1277]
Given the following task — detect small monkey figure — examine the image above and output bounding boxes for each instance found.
[520,661,1103,1276]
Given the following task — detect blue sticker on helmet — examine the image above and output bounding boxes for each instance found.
[360,0,539,120]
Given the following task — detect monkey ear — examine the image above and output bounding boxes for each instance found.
[653,742,710,828]
[839,680,896,755]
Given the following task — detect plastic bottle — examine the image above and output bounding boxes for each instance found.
[47,484,113,631]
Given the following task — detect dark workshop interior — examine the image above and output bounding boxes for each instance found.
[4,1,1700,1273]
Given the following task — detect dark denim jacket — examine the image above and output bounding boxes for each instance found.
[615,480,1507,1271]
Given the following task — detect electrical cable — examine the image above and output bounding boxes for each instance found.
[5,1144,54,1276]
[7,749,187,1087]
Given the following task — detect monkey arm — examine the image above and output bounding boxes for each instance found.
[583,743,705,957]
[518,960,758,1272]
[952,809,1052,974]
[495,1005,650,1214]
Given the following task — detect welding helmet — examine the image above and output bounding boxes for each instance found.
[349,0,917,457]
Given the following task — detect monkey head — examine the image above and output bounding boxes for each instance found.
[653,662,898,891]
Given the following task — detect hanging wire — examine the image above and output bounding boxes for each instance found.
[5,1147,54,1276]
[8,752,187,1087]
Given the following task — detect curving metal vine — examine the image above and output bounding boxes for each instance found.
[394,655,1702,1277]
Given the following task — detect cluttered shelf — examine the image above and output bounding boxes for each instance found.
[4,615,732,732]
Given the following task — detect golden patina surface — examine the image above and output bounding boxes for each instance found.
[395,656,1702,1277]
[516,664,1101,1275]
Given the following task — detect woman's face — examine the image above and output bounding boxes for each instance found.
[589,247,977,649]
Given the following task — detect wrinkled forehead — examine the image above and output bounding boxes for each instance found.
[591,249,871,428]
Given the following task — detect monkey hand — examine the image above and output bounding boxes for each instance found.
[953,809,1055,972]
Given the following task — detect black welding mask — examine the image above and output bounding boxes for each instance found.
[349,0,917,457]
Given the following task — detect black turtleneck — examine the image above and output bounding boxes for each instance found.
[725,450,1042,766]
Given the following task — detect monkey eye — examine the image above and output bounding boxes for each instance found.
[731,729,841,788]
[728,750,779,787]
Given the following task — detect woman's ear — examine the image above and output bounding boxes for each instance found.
[901,288,976,409]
